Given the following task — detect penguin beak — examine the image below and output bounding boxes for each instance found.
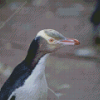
[59,38,80,45]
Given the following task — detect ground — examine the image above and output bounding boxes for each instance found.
[0,0,100,100]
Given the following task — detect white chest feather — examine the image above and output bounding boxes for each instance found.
[8,54,49,100]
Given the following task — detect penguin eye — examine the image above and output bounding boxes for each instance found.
[49,38,54,43]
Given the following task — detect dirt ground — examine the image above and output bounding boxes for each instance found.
[0,0,100,100]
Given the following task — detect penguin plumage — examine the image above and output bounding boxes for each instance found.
[0,29,80,100]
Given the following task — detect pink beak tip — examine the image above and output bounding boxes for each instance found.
[74,39,80,45]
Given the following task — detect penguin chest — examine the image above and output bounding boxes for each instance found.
[15,75,48,100]
[8,54,49,100]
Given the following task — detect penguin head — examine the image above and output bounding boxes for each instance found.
[35,29,80,53]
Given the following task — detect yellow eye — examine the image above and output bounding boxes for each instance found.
[49,38,54,43]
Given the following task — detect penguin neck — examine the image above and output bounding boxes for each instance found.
[25,50,48,70]
[25,53,49,83]
[24,37,46,69]
[24,37,50,72]
[31,54,49,80]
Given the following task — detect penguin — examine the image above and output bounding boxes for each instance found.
[0,29,80,100]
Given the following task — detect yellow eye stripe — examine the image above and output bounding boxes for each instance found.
[36,30,55,44]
